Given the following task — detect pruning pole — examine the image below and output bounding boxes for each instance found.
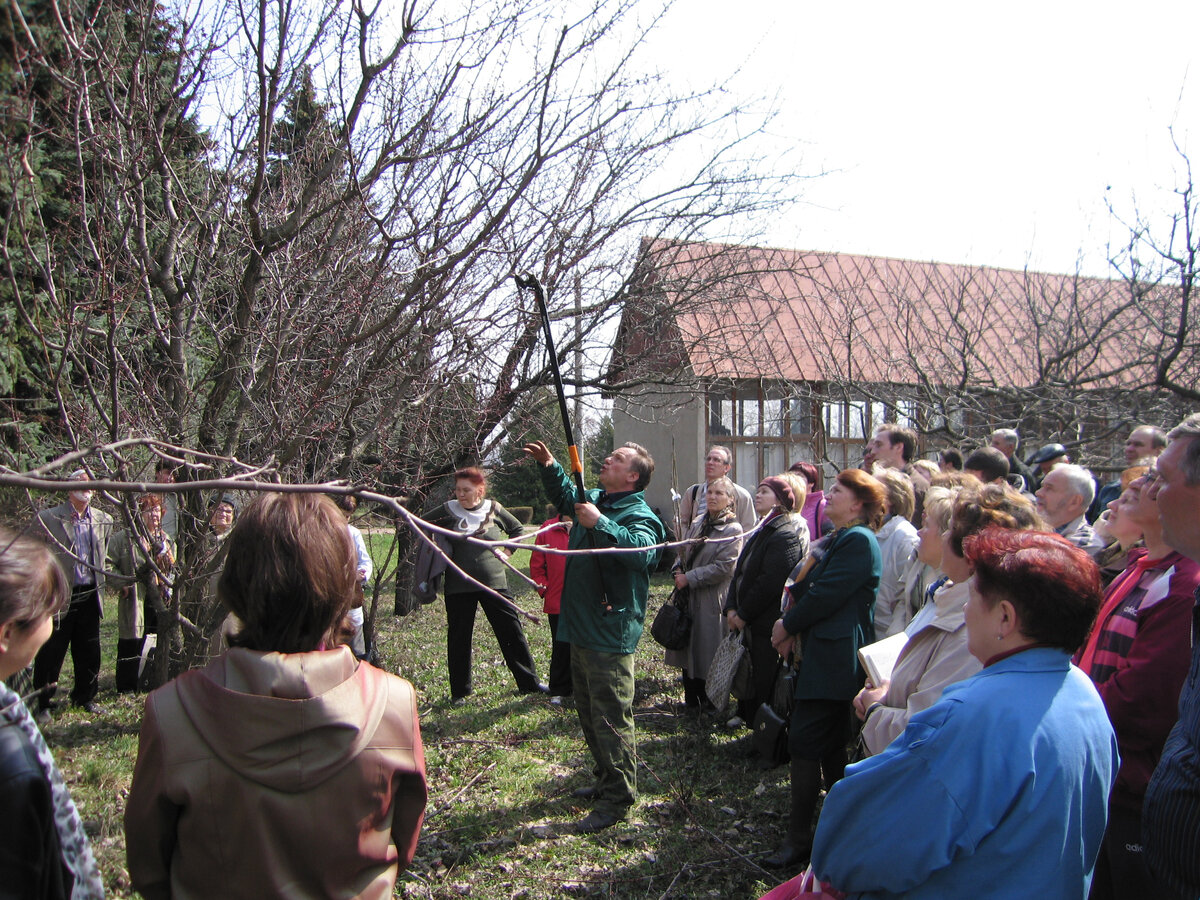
[515,272,586,497]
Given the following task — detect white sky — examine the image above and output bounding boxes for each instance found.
[646,0,1199,277]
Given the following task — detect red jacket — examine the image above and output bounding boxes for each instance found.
[1075,548,1200,812]
[530,517,570,615]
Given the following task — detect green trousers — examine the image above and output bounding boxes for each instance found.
[572,645,637,816]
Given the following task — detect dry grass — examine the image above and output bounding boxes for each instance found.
[45,571,799,899]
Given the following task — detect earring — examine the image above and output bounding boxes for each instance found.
[996,634,1003,641]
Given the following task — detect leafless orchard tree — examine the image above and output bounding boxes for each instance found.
[0,0,799,672]
[1108,136,1200,404]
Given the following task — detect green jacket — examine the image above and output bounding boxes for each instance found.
[538,461,663,654]
[782,524,881,700]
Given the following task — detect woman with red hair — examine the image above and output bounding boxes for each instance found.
[764,468,885,867]
[426,467,544,703]
[809,529,1118,898]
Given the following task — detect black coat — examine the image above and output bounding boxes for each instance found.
[0,719,72,899]
[723,514,803,632]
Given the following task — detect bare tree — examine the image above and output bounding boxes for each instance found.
[0,0,797,671]
[1108,135,1200,404]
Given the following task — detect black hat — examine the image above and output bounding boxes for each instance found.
[1028,443,1068,465]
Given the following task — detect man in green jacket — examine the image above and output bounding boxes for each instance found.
[524,440,663,833]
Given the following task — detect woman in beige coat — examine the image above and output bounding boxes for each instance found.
[854,483,1043,755]
[665,477,743,712]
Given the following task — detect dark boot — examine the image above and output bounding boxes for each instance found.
[764,757,821,868]
[821,746,847,790]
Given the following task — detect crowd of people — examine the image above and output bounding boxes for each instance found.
[4,414,1200,899]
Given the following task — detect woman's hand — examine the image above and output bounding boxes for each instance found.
[673,571,689,590]
[770,618,794,656]
[726,609,746,631]
[523,441,555,467]
[853,682,890,720]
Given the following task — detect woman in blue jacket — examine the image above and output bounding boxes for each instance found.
[809,529,1118,899]
[765,468,885,867]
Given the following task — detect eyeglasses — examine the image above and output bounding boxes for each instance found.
[1143,468,1162,486]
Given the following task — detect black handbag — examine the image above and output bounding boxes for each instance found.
[752,701,790,767]
[650,586,692,650]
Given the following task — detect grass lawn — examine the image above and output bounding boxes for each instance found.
[40,564,800,899]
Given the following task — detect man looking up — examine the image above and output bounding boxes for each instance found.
[524,439,663,834]
[1035,463,1105,556]
[1143,413,1200,898]
[677,445,756,532]
[32,469,115,720]
[989,428,1035,491]
[863,424,914,471]
[962,447,1010,485]
[1091,425,1168,521]
[864,423,926,525]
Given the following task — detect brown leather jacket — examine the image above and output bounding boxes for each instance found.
[124,646,426,899]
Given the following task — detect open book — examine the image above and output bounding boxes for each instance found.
[858,632,910,687]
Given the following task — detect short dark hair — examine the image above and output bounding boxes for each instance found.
[331,493,358,514]
[939,448,963,470]
[963,447,1010,483]
[965,528,1102,653]
[837,469,888,532]
[947,482,1043,558]
[0,526,69,630]
[219,493,357,653]
[624,442,655,491]
[877,423,916,463]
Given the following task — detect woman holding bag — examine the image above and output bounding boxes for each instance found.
[723,477,804,729]
[765,469,885,868]
[665,477,743,714]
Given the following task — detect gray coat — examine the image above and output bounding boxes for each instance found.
[665,515,743,677]
[35,501,115,612]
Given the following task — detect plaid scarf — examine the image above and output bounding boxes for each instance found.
[0,681,105,898]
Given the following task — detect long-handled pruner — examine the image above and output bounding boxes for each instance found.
[515,272,586,498]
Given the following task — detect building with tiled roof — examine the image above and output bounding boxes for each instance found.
[609,238,1180,516]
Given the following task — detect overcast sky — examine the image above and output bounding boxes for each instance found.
[646,1,1199,277]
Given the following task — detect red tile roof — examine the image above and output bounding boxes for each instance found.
[616,238,1159,391]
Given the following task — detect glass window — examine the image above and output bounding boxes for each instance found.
[789,398,813,436]
[734,443,758,488]
[823,401,845,439]
[848,400,871,439]
[763,442,786,477]
[739,397,761,437]
[763,398,785,437]
[709,394,734,437]
[893,399,919,430]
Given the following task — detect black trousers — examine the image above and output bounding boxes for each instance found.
[445,590,540,697]
[736,623,780,722]
[547,613,573,696]
[33,585,101,709]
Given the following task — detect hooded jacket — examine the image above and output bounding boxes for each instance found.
[124,646,426,900]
